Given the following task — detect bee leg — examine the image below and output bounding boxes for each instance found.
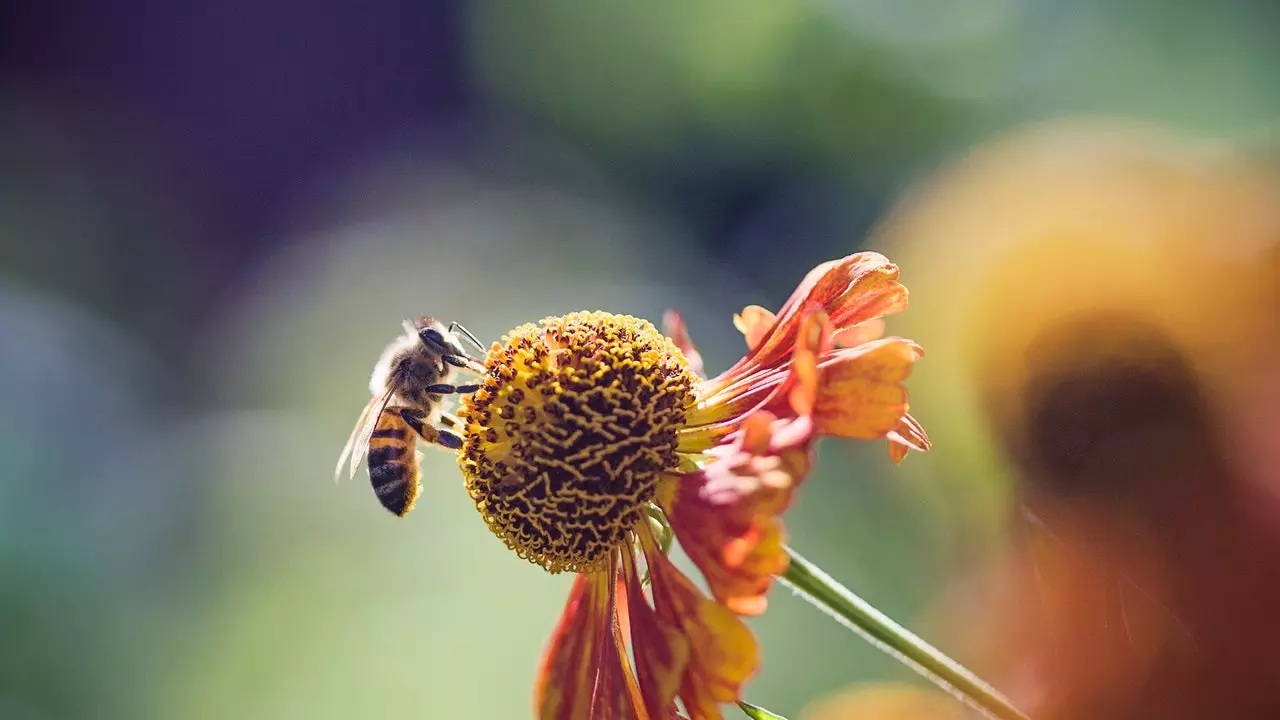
[425,382,482,394]
[438,412,461,429]
[397,408,464,450]
[442,353,487,374]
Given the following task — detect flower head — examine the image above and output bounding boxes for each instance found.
[457,252,929,719]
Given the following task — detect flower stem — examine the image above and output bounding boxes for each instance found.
[778,546,1031,720]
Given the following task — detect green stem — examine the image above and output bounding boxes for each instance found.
[779,546,1031,720]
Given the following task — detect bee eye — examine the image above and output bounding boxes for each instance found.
[419,327,447,352]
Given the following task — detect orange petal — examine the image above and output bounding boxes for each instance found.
[666,414,812,616]
[642,534,760,719]
[811,253,910,330]
[690,310,830,428]
[729,253,909,375]
[622,554,690,718]
[887,413,931,464]
[783,311,828,418]
[535,572,616,720]
[813,338,924,440]
[703,310,828,428]
[664,309,705,378]
[833,318,886,347]
[675,504,787,617]
[732,305,777,351]
[596,611,643,719]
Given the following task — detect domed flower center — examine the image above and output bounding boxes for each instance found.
[458,311,697,573]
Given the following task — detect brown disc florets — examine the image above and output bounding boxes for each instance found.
[458,311,696,573]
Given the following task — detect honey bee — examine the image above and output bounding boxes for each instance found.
[335,318,488,517]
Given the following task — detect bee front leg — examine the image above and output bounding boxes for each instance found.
[442,353,487,374]
[396,408,464,450]
[424,382,482,395]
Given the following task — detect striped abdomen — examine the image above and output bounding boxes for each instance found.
[367,409,421,517]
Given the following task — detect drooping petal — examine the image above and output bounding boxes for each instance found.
[667,412,813,615]
[732,306,776,351]
[669,312,823,614]
[629,527,757,717]
[800,253,910,330]
[721,253,909,379]
[812,338,924,440]
[887,413,931,464]
[597,610,644,719]
[641,530,760,719]
[664,310,705,379]
[668,491,786,617]
[622,551,689,718]
[536,572,616,720]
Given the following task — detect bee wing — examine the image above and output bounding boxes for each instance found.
[334,386,398,482]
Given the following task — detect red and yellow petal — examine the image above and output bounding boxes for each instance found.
[887,413,931,464]
[664,310,705,379]
[622,553,690,718]
[732,305,776,351]
[598,613,644,719]
[724,253,909,377]
[640,530,760,719]
[811,338,924,440]
[803,253,909,330]
[779,311,829,418]
[824,256,909,329]
[687,309,830,437]
[669,493,787,617]
[667,412,812,616]
[667,314,825,614]
[833,318,886,348]
[537,571,633,720]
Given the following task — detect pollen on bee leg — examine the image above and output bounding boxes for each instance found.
[438,429,463,450]
[398,408,465,451]
[456,311,698,574]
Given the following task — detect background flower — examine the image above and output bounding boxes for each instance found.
[875,119,1280,718]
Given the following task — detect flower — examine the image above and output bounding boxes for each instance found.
[456,252,929,719]
[868,120,1280,720]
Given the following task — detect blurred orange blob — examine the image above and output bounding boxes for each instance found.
[799,682,971,720]
[874,119,1280,718]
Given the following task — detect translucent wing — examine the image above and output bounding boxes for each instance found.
[334,385,398,482]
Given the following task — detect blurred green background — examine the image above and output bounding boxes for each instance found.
[2,2,1278,719]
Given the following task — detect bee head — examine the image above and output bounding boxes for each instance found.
[412,318,455,356]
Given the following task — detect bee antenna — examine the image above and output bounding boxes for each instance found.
[447,322,485,354]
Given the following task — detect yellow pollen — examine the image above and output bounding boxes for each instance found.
[458,311,697,573]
